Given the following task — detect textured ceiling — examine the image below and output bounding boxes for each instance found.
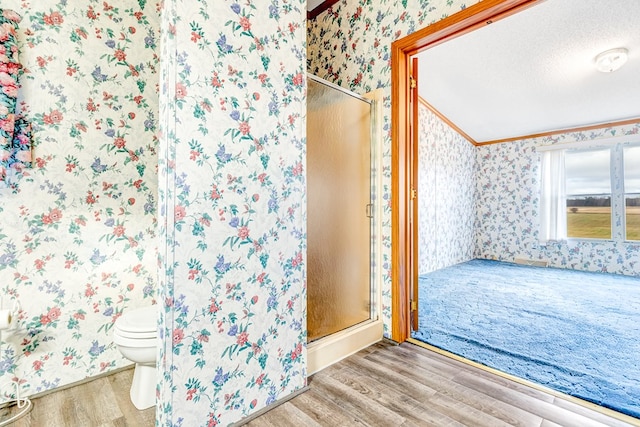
[415,0,640,143]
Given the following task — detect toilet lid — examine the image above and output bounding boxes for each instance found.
[115,305,157,336]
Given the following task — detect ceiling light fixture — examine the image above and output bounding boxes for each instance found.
[594,48,629,73]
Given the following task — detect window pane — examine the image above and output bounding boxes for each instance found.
[624,146,640,193]
[565,149,610,195]
[565,149,611,239]
[626,198,640,240]
[625,146,640,240]
[566,198,611,239]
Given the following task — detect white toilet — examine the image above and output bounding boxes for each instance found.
[113,305,158,410]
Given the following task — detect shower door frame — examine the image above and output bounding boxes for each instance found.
[306,74,384,375]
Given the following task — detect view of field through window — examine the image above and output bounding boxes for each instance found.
[565,146,640,240]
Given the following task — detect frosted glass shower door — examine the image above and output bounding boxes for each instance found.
[307,76,372,343]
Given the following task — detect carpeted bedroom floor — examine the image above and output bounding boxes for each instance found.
[412,259,640,419]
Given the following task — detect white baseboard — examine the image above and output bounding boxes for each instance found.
[307,319,383,376]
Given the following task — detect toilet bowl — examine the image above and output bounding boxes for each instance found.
[113,305,158,410]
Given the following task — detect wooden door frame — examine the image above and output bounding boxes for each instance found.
[390,0,540,342]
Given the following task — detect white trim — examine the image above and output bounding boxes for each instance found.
[307,320,383,375]
[536,134,640,152]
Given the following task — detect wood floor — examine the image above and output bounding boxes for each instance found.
[0,368,155,427]
[2,341,637,426]
[247,341,638,427]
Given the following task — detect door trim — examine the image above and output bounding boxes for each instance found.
[390,0,540,342]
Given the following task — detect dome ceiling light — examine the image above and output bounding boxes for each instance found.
[594,47,629,73]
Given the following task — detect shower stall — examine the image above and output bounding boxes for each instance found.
[306,74,383,373]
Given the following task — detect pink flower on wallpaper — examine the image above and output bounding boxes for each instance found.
[43,109,64,125]
[113,225,126,237]
[239,17,251,31]
[174,205,186,221]
[175,82,187,99]
[43,12,64,26]
[238,121,250,135]
[236,331,248,346]
[237,226,249,239]
[172,328,184,345]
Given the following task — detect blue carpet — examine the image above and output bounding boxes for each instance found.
[412,259,640,419]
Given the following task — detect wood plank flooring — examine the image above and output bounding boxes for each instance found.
[247,341,639,427]
[2,341,637,426]
[0,368,155,427]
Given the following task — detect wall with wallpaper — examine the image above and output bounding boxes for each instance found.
[307,0,481,337]
[418,102,476,275]
[475,123,640,275]
[0,0,159,403]
[157,1,307,425]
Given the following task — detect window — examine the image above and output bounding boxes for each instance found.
[565,148,611,239]
[624,146,640,240]
[539,139,640,242]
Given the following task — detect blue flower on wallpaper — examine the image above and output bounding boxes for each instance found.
[144,33,156,49]
[227,324,238,336]
[231,4,240,14]
[216,144,231,163]
[90,249,107,265]
[216,34,233,54]
[91,157,107,173]
[229,217,239,228]
[214,255,231,275]
[91,66,108,82]
[268,5,279,19]
[88,340,106,357]
[212,367,229,388]
[0,252,16,268]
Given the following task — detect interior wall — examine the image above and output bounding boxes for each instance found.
[418,103,476,275]
[157,1,307,425]
[307,0,481,337]
[475,123,640,275]
[0,1,159,402]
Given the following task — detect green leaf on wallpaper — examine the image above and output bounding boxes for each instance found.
[193,104,205,119]
[195,358,206,369]
[402,0,408,7]
[137,79,146,93]
[70,31,81,43]
[258,353,267,370]
[261,55,270,71]
[136,163,145,177]
[138,0,147,9]
[260,253,269,269]
[260,154,269,169]
[189,340,202,356]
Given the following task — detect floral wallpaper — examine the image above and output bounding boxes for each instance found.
[475,123,640,276]
[157,1,307,425]
[418,102,475,275]
[0,0,159,405]
[307,0,481,336]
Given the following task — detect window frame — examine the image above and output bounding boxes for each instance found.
[538,135,640,244]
